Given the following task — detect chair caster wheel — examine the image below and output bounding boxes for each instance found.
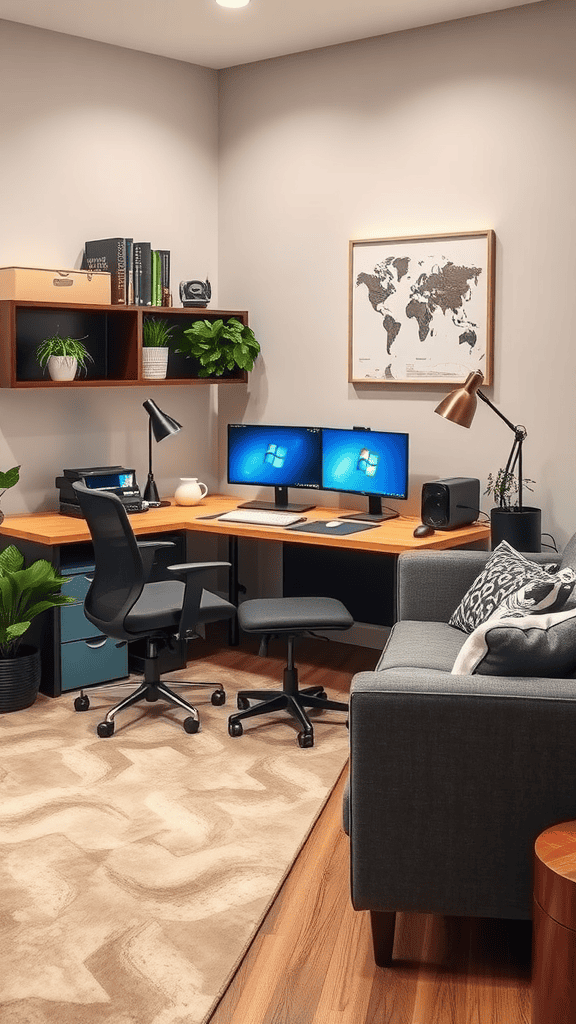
[74,694,90,712]
[211,689,226,706]
[298,732,314,748]
[97,721,114,737]
[183,716,200,734]
[228,720,243,737]
[237,695,250,710]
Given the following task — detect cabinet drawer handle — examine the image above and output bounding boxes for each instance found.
[85,637,107,649]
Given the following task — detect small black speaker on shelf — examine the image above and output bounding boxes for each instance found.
[421,477,480,530]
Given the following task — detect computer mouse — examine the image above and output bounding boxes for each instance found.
[413,523,435,538]
[326,520,342,528]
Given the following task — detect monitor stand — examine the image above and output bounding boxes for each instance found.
[340,496,399,523]
[237,486,316,514]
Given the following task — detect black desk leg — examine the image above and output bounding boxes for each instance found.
[228,535,239,646]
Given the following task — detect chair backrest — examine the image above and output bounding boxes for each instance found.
[72,482,145,639]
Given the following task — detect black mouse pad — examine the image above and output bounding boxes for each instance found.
[288,520,379,536]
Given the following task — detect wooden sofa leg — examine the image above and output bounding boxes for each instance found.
[370,910,396,967]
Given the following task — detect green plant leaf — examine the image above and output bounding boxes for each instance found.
[0,545,24,574]
[0,466,20,490]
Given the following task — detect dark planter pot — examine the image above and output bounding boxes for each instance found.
[0,644,41,713]
[490,506,542,553]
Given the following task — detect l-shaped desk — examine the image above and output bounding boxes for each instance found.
[0,494,491,696]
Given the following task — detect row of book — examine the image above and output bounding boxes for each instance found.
[82,237,171,306]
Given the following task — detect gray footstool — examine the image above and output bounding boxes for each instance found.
[228,596,353,747]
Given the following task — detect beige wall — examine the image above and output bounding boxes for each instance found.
[218,0,576,550]
[0,3,574,555]
[0,20,219,512]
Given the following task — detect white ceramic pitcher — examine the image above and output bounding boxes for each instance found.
[174,477,208,506]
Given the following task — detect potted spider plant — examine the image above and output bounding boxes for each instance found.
[0,544,73,711]
[174,317,260,378]
[142,317,176,379]
[485,469,541,552]
[36,331,94,381]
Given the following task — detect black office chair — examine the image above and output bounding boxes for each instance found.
[228,596,353,747]
[71,481,236,737]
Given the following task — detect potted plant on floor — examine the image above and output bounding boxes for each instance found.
[142,317,177,380]
[174,317,260,378]
[0,545,74,711]
[36,331,94,381]
[485,468,541,553]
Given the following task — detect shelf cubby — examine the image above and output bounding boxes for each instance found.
[0,301,250,388]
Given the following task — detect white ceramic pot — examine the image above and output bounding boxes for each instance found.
[174,478,208,506]
[142,347,169,380]
[48,355,78,381]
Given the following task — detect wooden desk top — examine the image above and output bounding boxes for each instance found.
[0,493,491,554]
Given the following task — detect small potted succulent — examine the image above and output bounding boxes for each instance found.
[0,544,73,711]
[174,317,260,378]
[36,331,93,381]
[142,317,177,380]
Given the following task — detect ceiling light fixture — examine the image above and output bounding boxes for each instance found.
[216,0,250,7]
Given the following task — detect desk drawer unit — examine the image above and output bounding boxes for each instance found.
[59,564,128,693]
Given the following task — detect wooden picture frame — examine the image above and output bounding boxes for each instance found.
[348,230,495,385]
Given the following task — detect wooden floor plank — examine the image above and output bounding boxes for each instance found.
[204,638,532,1024]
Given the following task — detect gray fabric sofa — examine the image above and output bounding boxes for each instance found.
[344,543,576,967]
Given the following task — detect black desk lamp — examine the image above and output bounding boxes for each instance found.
[434,369,528,510]
[142,399,182,507]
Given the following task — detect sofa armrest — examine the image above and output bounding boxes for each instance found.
[348,666,576,920]
[397,548,554,622]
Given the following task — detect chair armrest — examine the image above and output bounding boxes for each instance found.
[348,666,576,919]
[397,549,554,622]
[167,561,231,638]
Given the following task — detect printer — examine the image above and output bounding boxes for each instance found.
[56,466,149,517]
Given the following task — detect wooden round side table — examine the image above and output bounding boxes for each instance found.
[533,820,576,1023]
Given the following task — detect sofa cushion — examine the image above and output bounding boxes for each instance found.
[377,620,466,674]
[452,605,576,677]
[449,540,575,634]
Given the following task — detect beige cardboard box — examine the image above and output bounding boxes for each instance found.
[0,266,112,304]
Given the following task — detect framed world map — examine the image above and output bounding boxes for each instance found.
[349,230,495,385]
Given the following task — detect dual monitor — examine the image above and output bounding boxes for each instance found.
[227,423,409,521]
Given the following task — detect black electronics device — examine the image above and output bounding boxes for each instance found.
[421,477,480,530]
[56,466,149,517]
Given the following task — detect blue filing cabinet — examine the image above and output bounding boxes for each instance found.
[59,559,128,692]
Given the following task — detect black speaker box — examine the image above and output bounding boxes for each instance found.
[421,477,480,530]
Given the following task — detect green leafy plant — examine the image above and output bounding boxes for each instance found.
[142,317,177,348]
[485,469,535,510]
[175,317,260,377]
[0,545,74,658]
[36,332,93,376]
[0,465,20,500]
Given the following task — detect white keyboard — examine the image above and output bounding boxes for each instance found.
[217,508,305,527]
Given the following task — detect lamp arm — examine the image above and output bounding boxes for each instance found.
[477,391,527,511]
[477,389,517,434]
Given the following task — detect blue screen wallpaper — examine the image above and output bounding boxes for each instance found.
[321,428,408,499]
[228,425,322,489]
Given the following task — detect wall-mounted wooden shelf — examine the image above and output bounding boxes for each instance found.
[0,301,250,387]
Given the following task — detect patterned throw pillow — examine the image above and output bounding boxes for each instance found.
[449,541,576,634]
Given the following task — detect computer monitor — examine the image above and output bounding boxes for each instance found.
[227,423,322,511]
[321,426,409,521]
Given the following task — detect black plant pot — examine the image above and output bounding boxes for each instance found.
[0,645,41,713]
[490,506,542,553]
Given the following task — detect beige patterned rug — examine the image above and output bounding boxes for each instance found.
[0,648,350,1024]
